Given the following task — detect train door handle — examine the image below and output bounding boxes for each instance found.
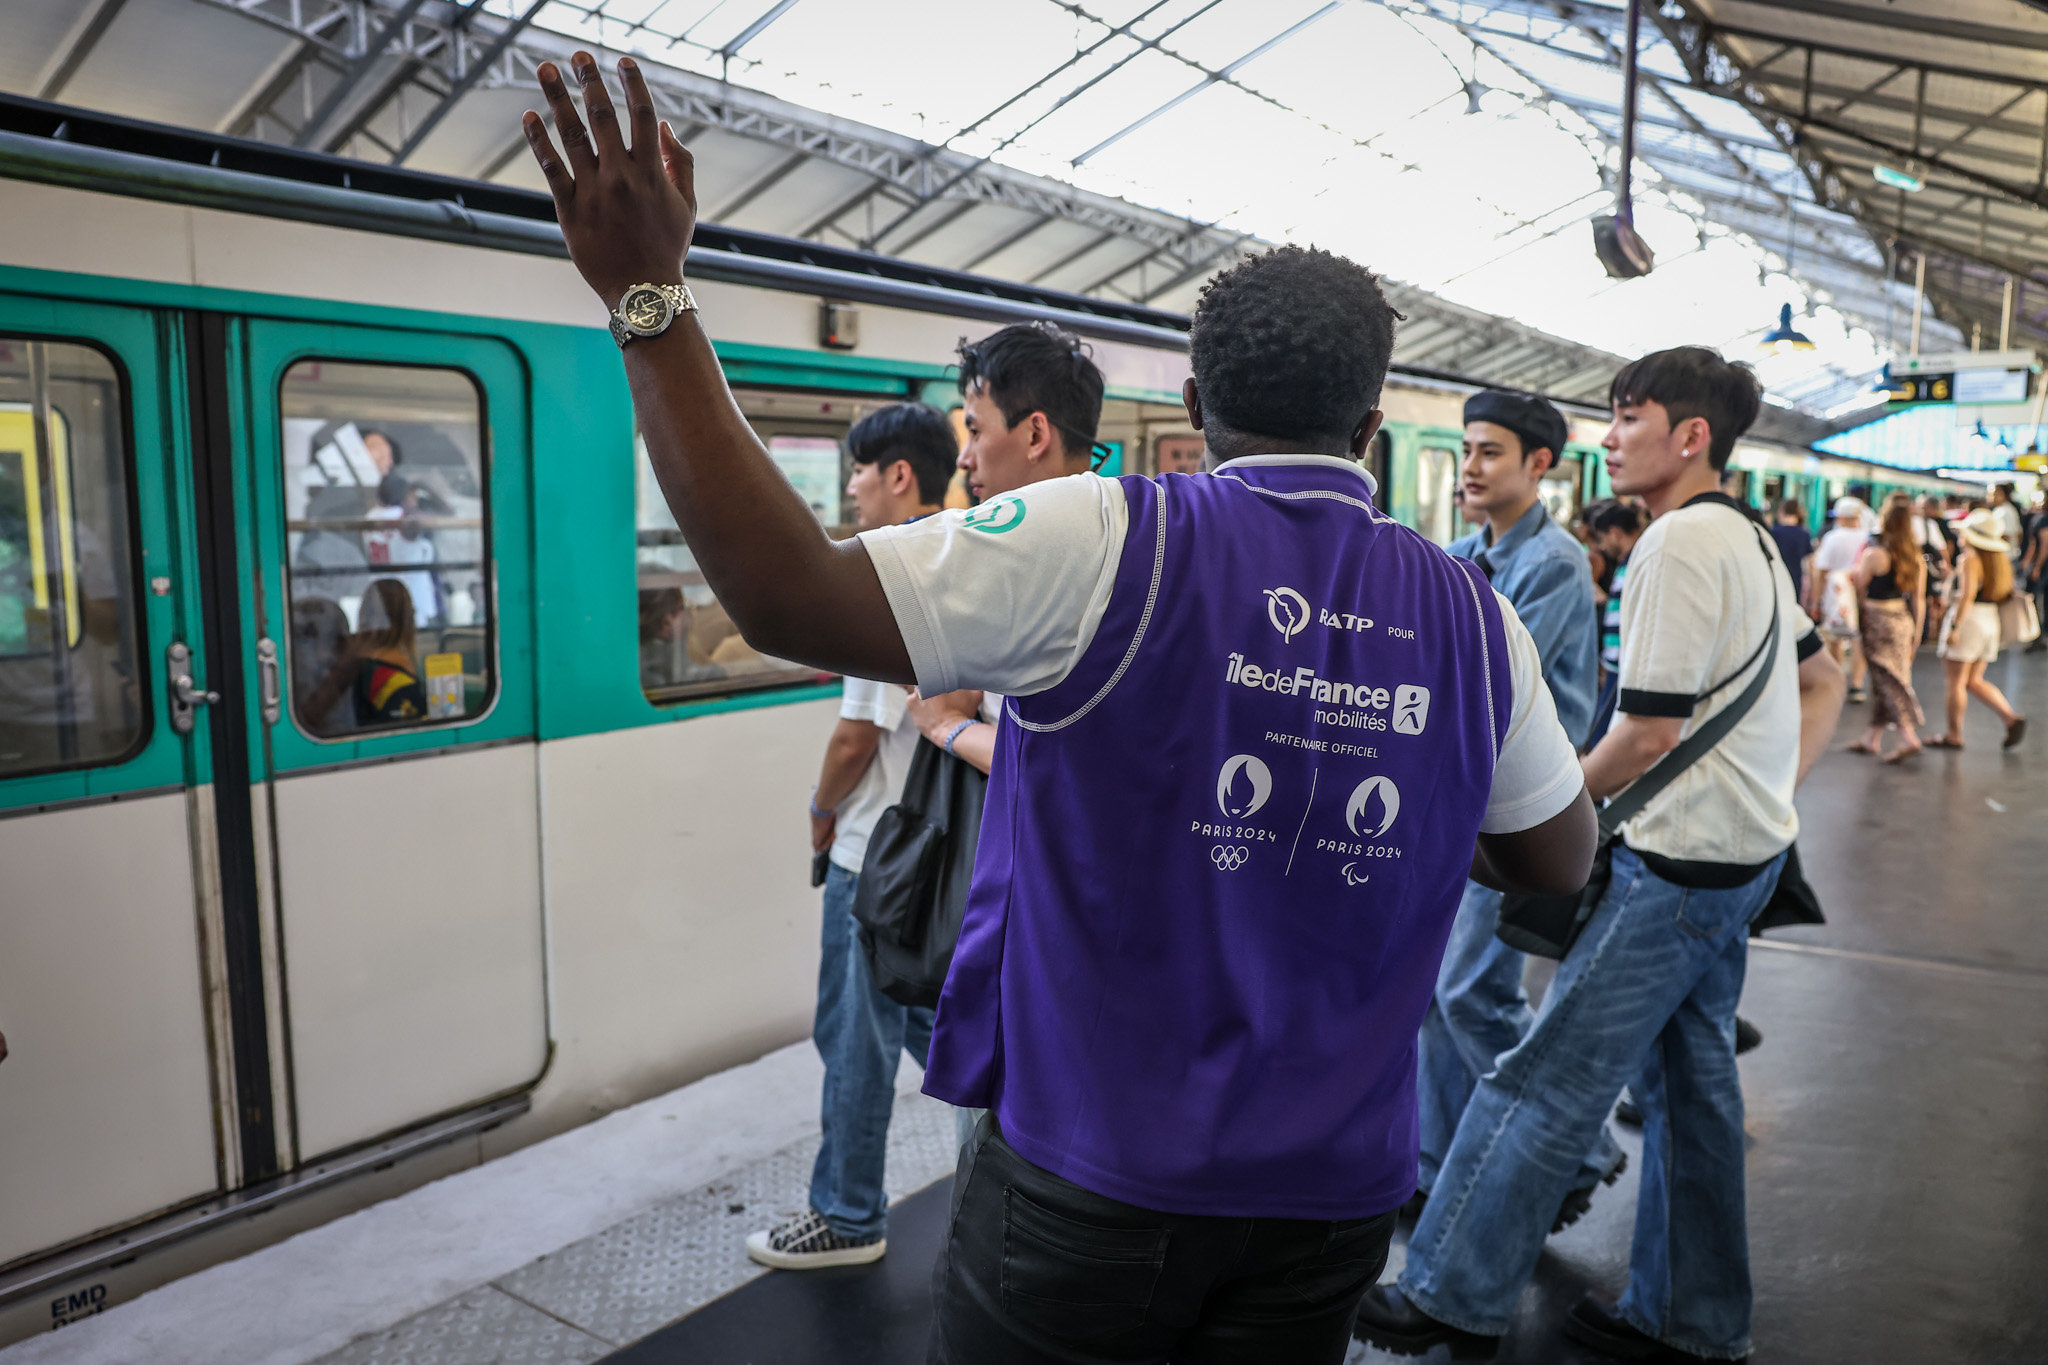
[167,641,220,736]
[256,637,281,726]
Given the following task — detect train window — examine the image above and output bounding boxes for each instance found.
[277,360,493,738]
[0,338,145,777]
[636,388,901,702]
[1415,446,1458,545]
[1538,456,1581,527]
[636,434,833,701]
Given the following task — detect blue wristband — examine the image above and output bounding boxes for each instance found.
[809,790,834,820]
[942,719,979,755]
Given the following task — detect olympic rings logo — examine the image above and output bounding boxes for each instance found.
[1210,845,1251,871]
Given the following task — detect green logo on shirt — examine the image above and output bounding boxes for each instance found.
[963,495,1027,534]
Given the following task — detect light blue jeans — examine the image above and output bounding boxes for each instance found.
[1401,845,1784,1361]
[1416,880,1624,1197]
[809,862,935,1241]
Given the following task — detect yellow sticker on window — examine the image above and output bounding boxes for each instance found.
[423,651,464,719]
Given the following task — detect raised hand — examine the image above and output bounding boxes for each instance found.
[524,53,696,309]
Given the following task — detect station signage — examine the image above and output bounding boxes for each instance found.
[1884,349,2037,407]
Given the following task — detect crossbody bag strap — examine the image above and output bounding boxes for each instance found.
[1597,523,1782,839]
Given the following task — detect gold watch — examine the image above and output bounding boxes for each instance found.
[609,282,698,347]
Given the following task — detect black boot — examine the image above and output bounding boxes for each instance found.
[1563,1293,1748,1362]
[1352,1284,1498,1357]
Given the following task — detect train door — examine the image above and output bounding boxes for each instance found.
[231,319,546,1163]
[0,298,226,1269]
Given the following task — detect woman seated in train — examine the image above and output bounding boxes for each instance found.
[301,578,428,732]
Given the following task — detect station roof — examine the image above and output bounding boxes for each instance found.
[10,0,2013,434]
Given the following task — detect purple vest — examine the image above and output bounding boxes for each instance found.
[922,457,1512,1219]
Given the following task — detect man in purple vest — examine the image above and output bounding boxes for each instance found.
[521,59,1594,1362]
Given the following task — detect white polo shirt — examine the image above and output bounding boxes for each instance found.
[1613,493,1821,870]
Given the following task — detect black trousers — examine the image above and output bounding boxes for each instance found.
[928,1115,1395,1364]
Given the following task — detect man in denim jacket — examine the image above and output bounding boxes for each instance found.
[1412,391,1620,1234]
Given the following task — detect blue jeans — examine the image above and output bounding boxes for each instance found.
[810,861,935,1241]
[1416,881,1623,1196]
[1401,845,1784,1360]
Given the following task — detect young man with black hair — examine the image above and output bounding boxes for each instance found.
[1414,391,1617,1233]
[1768,499,1812,607]
[896,322,1110,777]
[520,61,1593,1361]
[1360,346,1845,1365]
[1589,498,1648,717]
[748,402,957,1270]
[954,321,1103,503]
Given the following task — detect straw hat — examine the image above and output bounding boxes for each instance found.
[1958,508,2008,553]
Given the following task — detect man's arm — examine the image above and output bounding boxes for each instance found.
[812,719,882,853]
[1794,646,1845,786]
[1471,787,1598,894]
[1512,553,1599,745]
[1580,713,1684,801]
[907,689,996,776]
[526,56,912,682]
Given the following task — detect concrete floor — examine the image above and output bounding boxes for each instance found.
[1357,645,2048,1363]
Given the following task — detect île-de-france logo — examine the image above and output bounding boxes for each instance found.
[1392,684,1431,735]
[1263,586,1310,642]
[1344,775,1401,839]
[1215,753,1273,818]
[962,495,1027,534]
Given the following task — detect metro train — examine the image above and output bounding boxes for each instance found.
[0,92,1968,1340]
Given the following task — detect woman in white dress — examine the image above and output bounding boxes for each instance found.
[1929,509,2026,751]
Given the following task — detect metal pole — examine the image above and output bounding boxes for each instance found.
[1618,0,1642,219]
[2002,274,2015,352]
[1910,251,1927,356]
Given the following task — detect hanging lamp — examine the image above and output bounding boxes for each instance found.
[1592,0,1655,278]
[1762,303,1816,353]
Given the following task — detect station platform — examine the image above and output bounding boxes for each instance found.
[4,649,2043,1365]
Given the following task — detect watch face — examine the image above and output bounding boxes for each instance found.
[622,286,670,333]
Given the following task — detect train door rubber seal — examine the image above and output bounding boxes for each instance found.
[183,310,279,1184]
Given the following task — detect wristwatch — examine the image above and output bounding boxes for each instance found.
[609,281,698,347]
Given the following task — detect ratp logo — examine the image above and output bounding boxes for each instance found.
[1264,586,1311,642]
[1392,685,1431,735]
[1215,754,1274,819]
[962,495,1027,534]
[1344,776,1401,839]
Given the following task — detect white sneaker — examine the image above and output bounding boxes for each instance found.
[744,1209,887,1269]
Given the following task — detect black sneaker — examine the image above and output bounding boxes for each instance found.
[1553,1151,1628,1233]
[744,1209,886,1269]
[1615,1089,1643,1126]
[1563,1293,1746,1362]
[1734,1016,1763,1055]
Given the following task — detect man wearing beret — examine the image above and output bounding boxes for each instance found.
[1409,390,1622,1231]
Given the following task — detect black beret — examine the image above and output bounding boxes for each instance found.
[1463,390,1569,461]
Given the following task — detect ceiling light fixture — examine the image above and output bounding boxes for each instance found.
[1873,164,1924,193]
[1591,0,1654,278]
[1762,302,1817,354]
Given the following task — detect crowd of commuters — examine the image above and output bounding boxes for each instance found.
[1578,480,2039,763]
[516,54,2045,1364]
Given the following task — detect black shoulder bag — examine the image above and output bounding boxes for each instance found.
[850,737,988,1009]
[1497,523,1803,959]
